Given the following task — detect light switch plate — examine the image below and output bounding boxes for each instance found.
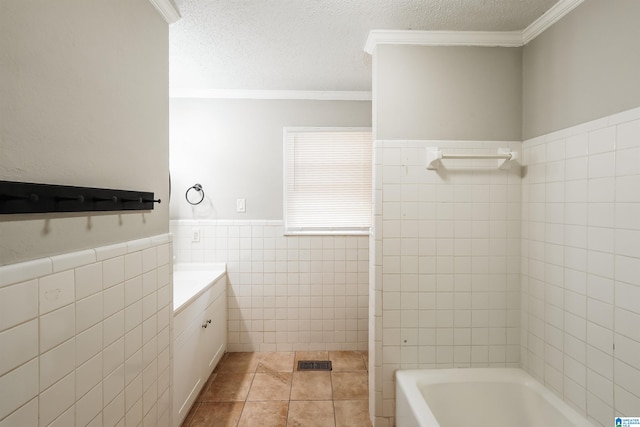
[236,198,246,213]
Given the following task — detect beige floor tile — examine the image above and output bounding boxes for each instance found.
[329,351,366,371]
[218,352,261,373]
[237,401,288,427]
[287,400,336,427]
[200,372,255,402]
[187,402,244,427]
[214,352,230,372]
[331,371,368,400]
[181,403,198,427]
[195,373,217,402]
[334,400,372,427]
[290,371,333,401]
[246,372,292,401]
[256,352,295,373]
[183,351,372,426]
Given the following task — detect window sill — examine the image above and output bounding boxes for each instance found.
[284,228,370,236]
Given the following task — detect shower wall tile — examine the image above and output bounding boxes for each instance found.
[0,320,38,377]
[521,106,640,426]
[170,220,369,352]
[0,235,172,426]
[0,280,38,333]
[372,139,522,426]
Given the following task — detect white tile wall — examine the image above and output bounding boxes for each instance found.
[521,106,640,427]
[371,139,522,426]
[170,220,369,352]
[0,234,173,427]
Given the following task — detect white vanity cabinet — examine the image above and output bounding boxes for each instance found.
[173,265,227,427]
[200,288,226,372]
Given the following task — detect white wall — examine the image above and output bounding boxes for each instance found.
[0,235,174,426]
[171,220,369,352]
[370,140,522,426]
[370,42,523,427]
[375,45,522,141]
[169,98,373,351]
[518,2,640,425]
[169,98,371,220]
[520,107,640,425]
[0,1,173,425]
[523,0,640,139]
[0,0,170,266]
[370,3,640,426]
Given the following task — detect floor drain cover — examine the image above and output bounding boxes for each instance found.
[297,360,332,371]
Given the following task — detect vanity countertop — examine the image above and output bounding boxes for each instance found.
[173,263,226,313]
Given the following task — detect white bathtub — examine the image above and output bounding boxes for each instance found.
[396,368,594,427]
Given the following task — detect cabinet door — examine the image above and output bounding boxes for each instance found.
[173,317,203,427]
[200,292,226,378]
[212,289,227,367]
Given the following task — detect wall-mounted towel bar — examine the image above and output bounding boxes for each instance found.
[0,180,160,214]
[426,147,518,170]
[185,183,205,205]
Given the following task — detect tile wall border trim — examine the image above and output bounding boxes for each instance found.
[170,219,285,226]
[0,233,172,288]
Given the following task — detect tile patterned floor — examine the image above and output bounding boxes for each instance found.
[181,351,372,427]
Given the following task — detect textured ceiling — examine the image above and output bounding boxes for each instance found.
[170,0,559,92]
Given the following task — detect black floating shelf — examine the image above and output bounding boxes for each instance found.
[0,180,160,214]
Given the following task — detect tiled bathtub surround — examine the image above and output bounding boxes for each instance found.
[170,220,369,352]
[0,235,173,426]
[520,107,640,426]
[370,139,522,426]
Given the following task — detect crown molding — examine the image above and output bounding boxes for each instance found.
[364,30,522,54]
[170,89,372,101]
[522,0,584,44]
[364,0,585,53]
[148,0,180,24]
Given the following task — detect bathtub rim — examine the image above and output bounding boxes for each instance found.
[395,367,594,427]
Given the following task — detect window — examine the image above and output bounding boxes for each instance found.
[284,127,372,235]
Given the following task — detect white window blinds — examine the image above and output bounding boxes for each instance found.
[284,128,372,235]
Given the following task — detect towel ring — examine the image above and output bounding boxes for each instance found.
[185,183,205,205]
